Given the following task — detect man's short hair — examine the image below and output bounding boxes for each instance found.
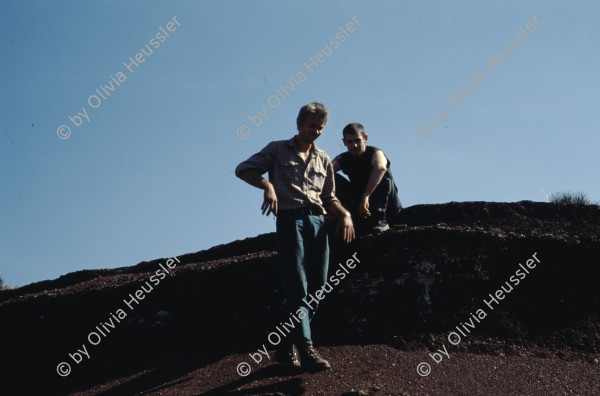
[297,102,329,125]
[343,122,366,138]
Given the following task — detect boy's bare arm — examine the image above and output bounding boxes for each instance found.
[332,158,341,172]
[359,151,388,218]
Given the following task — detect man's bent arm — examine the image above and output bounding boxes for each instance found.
[238,169,278,216]
[238,169,270,190]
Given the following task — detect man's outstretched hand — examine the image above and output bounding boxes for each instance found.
[336,212,355,243]
[326,201,356,243]
[261,183,278,216]
[238,169,278,216]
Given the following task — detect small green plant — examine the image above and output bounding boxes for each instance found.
[549,191,594,205]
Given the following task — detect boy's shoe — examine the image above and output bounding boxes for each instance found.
[370,220,390,233]
[298,344,331,371]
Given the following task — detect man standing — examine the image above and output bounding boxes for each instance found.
[333,122,402,233]
[235,102,355,371]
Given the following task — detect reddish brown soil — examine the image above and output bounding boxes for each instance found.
[68,345,600,395]
[1,201,599,395]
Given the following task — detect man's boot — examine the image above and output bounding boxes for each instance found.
[298,344,331,371]
[274,342,301,371]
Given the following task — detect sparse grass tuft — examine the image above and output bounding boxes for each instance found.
[0,275,13,290]
[549,191,597,205]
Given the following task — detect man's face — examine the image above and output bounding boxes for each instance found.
[343,132,368,156]
[297,113,326,145]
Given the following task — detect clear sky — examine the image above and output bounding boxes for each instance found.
[1,0,598,287]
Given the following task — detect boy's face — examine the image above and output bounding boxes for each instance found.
[343,132,368,156]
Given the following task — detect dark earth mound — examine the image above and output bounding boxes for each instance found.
[1,201,599,395]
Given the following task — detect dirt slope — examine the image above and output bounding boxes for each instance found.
[1,201,599,395]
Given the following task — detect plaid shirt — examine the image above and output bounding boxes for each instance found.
[235,136,339,215]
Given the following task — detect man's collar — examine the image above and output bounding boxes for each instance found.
[288,136,322,153]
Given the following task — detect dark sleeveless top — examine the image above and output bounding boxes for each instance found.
[334,146,391,191]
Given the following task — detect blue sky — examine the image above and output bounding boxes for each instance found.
[1,0,598,287]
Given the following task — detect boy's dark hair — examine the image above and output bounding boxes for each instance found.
[343,122,366,138]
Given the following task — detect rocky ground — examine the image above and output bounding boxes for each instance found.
[65,345,600,395]
[1,201,599,395]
